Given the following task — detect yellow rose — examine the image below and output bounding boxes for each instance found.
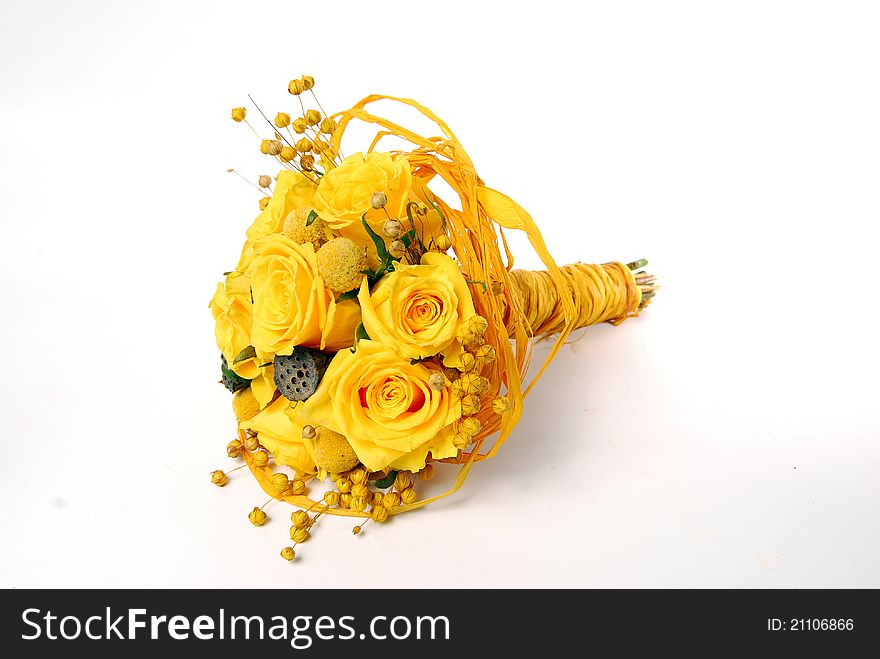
[240,397,316,473]
[358,252,475,366]
[247,234,361,355]
[238,169,316,272]
[296,340,460,471]
[209,271,256,377]
[312,152,412,229]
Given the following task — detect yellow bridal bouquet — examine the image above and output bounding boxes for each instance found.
[210,76,656,561]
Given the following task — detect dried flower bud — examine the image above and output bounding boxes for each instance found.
[313,136,329,152]
[277,146,294,162]
[428,372,446,391]
[468,315,488,336]
[231,107,247,122]
[460,394,481,416]
[295,137,312,153]
[275,112,291,128]
[259,197,271,211]
[340,492,352,508]
[350,468,367,484]
[319,117,336,134]
[211,470,228,487]
[462,331,484,351]
[491,396,510,415]
[226,440,242,458]
[271,472,290,493]
[352,525,362,535]
[292,117,308,134]
[434,234,452,251]
[301,75,315,90]
[458,352,477,373]
[383,491,401,509]
[394,472,412,491]
[305,109,321,125]
[371,506,390,523]
[258,174,272,188]
[457,372,481,394]
[259,139,271,154]
[290,479,306,496]
[336,478,352,494]
[400,487,418,505]
[248,507,268,526]
[290,527,309,543]
[288,78,305,95]
[475,344,496,365]
[459,416,482,437]
[244,434,260,451]
[253,451,269,468]
[370,192,388,209]
[301,425,317,439]
[351,482,370,498]
[490,280,504,295]
[280,546,295,561]
[268,140,284,156]
[300,154,315,170]
[389,240,406,259]
[324,491,340,506]
[382,219,402,239]
[291,510,310,528]
[418,464,435,481]
[372,491,384,506]
[452,431,471,449]
[350,496,368,512]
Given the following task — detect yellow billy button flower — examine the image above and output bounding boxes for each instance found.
[275,112,291,128]
[231,107,247,122]
[248,507,268,526]
[312,152,412,229]
[294,340,461,472]
[358,252,477,367]
[316,237,368,294]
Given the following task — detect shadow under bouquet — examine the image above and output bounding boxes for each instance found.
[209,76,656,560]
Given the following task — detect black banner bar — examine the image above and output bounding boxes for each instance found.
[1,589,875,654]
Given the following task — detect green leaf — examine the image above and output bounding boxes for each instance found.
[222,271,233,276]
[356,323,370,343]
[465,279,488,294]
[372,471,397,489]
[335,288,360,304]
[399,228,418,248]
[306,209,319,227]
[233,345,257,365]
[361,215,388,261]
[626,258,648,271]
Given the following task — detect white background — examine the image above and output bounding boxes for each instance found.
[1,0,878,588]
